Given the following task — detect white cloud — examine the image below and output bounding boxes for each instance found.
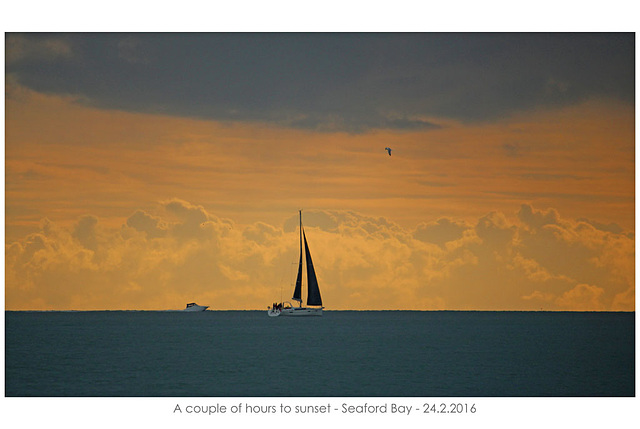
[414,218,470,247]
[555,283,606,311]
[4,202,635,311]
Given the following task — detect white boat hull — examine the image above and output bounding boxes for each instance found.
[183,304,208,312]
[279,307,323,317]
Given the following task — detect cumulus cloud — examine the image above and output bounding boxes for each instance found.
[518,204,560,229]
[243,222,282,244]
[4,202,635,311]
[126,210,167,238]
[555,284,606,311]
[414,218,470,248]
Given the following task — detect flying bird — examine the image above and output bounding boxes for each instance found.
[385,147,392,156]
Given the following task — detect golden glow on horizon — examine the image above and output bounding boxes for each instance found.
[5,85,635,311]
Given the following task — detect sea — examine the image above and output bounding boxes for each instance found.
[4,310,635,397]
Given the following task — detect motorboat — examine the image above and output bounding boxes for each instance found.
[183,302,209,312]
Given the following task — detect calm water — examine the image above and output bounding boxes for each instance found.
[5,311,634,397]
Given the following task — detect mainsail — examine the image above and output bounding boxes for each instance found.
[304,231,322,306]
[290,211,322,307]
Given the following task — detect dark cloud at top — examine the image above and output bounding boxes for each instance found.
[6,33,634,132]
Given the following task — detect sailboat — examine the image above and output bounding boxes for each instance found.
[268,210,323,317]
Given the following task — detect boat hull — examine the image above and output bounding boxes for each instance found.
[280,307,323,317]
[183,305,208,312]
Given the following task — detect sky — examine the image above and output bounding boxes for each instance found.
[4,32,635,311]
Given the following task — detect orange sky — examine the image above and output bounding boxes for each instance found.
[5,83,634,311]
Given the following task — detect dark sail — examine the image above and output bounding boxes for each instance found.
[304,230,322,306]
[292,251,303,302]
[292,215,303,302]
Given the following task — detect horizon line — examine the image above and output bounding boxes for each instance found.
[5,309,635,313]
